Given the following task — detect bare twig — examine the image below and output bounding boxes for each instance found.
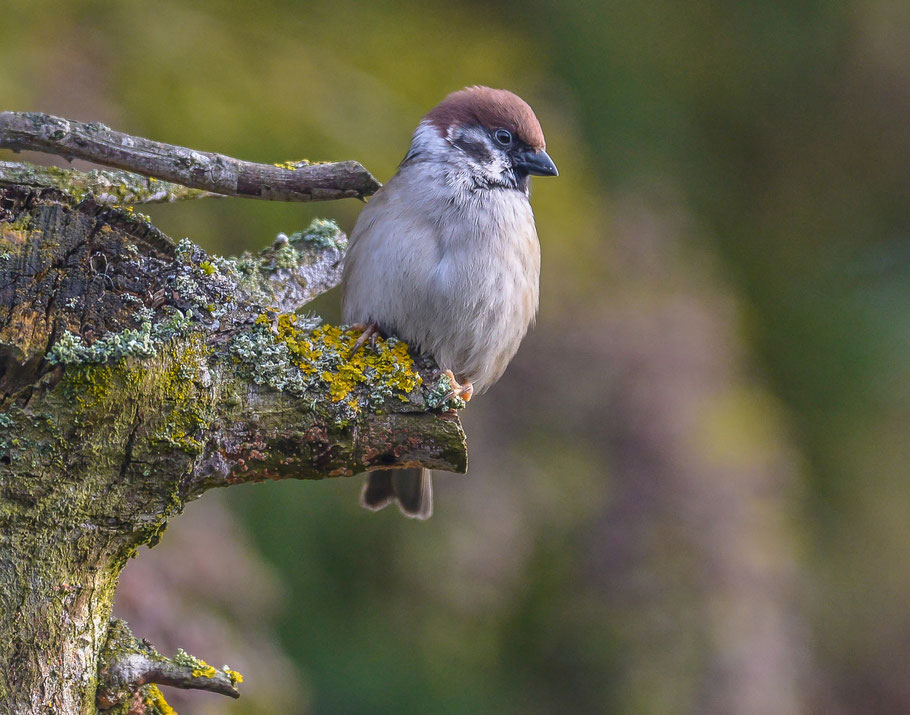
[0,111,380,201]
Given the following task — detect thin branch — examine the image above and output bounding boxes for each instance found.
[0,160,220,204]
[233,221,348,313]
[0,111,380,202]
[97,619,241,710]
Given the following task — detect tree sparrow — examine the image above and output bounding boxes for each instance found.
[342,86,557,519]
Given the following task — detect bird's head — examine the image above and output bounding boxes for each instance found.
[406,86,558,194]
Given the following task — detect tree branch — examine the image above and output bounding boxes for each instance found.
[0,182,466,481]
[0,111,380,201]
[97,619,241,710]
[0,175,463,712]
[0,159,220,204]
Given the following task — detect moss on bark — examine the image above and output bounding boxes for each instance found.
[0,181,465,713]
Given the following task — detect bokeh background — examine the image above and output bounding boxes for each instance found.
[3,1,910,712]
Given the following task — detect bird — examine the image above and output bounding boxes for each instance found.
[341,86,558,519]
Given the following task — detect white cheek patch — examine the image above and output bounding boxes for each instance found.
[411,122,448,156]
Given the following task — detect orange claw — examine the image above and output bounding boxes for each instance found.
[441,369,473,403]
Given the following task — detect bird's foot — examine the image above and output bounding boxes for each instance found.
[441,369,473,403]
[349,323,379,356]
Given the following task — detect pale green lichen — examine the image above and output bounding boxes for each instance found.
[128,218,344,334]
[61,226,235,365]
[174,237,199,262]
[229,315,321,396]
[273,243,299,269]
[426,372,467,411]
[47,328,155,365]
[0,408,23,460]
[287,217,345,250]
[46,310,194,365]
[210,218,345,294]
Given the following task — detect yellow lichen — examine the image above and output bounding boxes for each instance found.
[266,314,422,405]
[273,313,321,374]
[272,159,311,170]
[222,666,244,686]
[173,648,218,678]
[192,661,218,678]
[144,684,177,715]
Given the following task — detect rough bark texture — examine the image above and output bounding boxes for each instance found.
[0,179,465,713]
[0,159,219,205]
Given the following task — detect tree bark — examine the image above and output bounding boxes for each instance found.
[0,169,465,711]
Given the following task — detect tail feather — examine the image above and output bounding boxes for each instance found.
[360,470,395,511]
[360,468,433,520]
[392,468,433,519]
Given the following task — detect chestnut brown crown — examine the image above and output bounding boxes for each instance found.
[425,86,547,151]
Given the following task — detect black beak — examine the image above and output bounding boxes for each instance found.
[517,148,558,177]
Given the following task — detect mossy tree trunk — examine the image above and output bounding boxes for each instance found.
[0,178,465,713]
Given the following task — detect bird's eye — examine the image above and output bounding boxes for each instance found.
[493,129,513,146]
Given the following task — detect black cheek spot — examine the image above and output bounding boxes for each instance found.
[453,136,492,164]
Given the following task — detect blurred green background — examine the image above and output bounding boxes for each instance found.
[4,0,910,712]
